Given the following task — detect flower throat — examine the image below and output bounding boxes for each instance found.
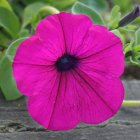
[55,54,78,72]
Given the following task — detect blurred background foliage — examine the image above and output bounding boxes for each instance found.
[0,0,140,101]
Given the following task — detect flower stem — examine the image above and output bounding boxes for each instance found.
[122,100,140,107]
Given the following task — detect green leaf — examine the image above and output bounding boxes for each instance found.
[30,14,42,30]
[0,57,22,101]
[112,29,124,45]
[79,0,108,11]
[22,2,59,28]
[24,0,77,9]
[134,54,140,62]
[10,1,24,18]
[124,41,134,58]
[132,17,140,25]
[17,29,30,38]
[133,45,140,54]
[39,5,60,15]
[109,5,121,30]
[119,25,137,33]
[113,0,132,13]
[129,57,139,65]
[135,28,140,45]
[72,2,105,25]
[132,45,140,65]
[124,45,132,58]
[0,0,13,11]
[0,32,10,47]
[22,2,45,28]
[0,38,26,100]
[0,51,3,60]
[48,0,77,10]
[6,38,28,61]
[24,0,47,4]
[0,7,20,38]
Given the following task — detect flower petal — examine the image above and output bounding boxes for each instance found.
[75,25,122,58]
[13,36,58,96]
[28,73,61,128]
[36,14,65,57]
[28,72,80,130]
[77,25,124,77]
[13,36,58,65]
[44,12,92,54]
[72,69,124,124]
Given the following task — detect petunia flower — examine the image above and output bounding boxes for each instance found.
[12,12,124,131]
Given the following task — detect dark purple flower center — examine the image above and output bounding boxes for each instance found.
[55,54,78,72]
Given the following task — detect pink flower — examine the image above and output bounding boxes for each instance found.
[12,12,124,131]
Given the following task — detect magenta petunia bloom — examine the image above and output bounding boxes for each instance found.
[12,12,124,131]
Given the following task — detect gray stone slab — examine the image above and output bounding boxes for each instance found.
[0,123,140,140]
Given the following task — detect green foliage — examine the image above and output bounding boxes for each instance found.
[0,0,13,11]
[0,38,26,100]
[24,0,47,4]
[124,41,134,59]
[0,7,20,38]
[18,29,30,38]
[109,5,121,30]
[124,27,140,66]
[135,28,140,45]
[0,32,10,48]
[22,2,45,28]
[24,0,77,10]
[119,25,137,33]
[72,2,105,25]
[113,0,132,13]
[48,0,77,10]
[79,0,108,11]
[22,2,59,28]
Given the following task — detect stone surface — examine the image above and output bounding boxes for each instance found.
[0,80,140,140]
